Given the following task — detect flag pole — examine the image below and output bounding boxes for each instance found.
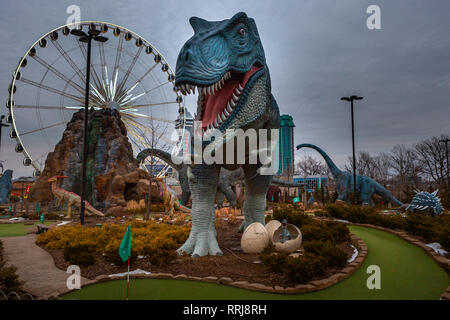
[126,257,130,300]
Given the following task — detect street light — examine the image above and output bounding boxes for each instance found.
[71,26,108,225]
[0,115,10,157]
[340,95,363,204]
[439,138,450,189]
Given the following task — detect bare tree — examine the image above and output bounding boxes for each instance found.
[295,155,328,176]
[414,134,449,186]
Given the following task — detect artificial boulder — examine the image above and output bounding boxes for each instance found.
[30,108,148,214]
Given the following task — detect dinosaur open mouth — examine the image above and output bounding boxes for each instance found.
[176,65,262,133]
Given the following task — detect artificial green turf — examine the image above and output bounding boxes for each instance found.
[63,226,449,300]
[0,221,53,237]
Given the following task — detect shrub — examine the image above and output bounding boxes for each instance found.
[0,241,23,293]
[36,220,190,265]
[260,252,328,283]
[325,204,450,250]
[303,240,347,268]
[63,244,95,266]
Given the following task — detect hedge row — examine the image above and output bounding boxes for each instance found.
[325,204,450,250]
[0,241,23,294]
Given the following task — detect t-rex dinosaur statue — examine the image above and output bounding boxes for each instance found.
[154,176,191,215]
[174,12,281,256]
[47,176,104,219]
[296,144,403,206]
[137,148,303,209]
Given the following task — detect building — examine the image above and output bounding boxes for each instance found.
[293,174,329,194]
[278,115,295,176]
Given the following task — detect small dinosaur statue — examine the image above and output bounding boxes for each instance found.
[47,176,104,219]
[406,190,443,215]
[154,177,191,215]
[296,144,403,206]
[0,169,13,204]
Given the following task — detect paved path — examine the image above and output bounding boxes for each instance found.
[1,234,88,297]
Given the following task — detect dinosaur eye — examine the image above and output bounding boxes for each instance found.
[238,28,246,36]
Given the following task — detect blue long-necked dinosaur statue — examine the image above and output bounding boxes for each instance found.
[174,12,280,256]
[296,144,403,207]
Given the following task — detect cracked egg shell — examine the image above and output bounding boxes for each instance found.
[241,222,269,254]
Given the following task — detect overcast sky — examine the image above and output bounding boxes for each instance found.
[0,0,449,178]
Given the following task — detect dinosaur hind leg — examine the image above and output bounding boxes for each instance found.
[238,165,272,232]
[177,164,221,257]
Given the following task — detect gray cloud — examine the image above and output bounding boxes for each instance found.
[0,0,449,177]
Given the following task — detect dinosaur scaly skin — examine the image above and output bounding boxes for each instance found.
[47,176,104,219]
[296,144,403,206]
[174,12,280,256]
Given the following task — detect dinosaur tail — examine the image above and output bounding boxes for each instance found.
[85,201,104,216]
[136,148,181,171]
[271,177,304,188]
[296,144,341,178]
[374,183,403,206]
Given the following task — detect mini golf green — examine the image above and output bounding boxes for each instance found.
[63,226,449,300]
[0,221,54,237]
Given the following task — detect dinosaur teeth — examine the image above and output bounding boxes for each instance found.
[230,100,236,107]
[226,102,233,112]
[238,84,244,91]
[223,108,230,117]
[232,93,239,101]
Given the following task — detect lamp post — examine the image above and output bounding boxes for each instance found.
[0,115,10,157]
[71,26,108,225]
[340,95,363,204]
[439,138,450,189]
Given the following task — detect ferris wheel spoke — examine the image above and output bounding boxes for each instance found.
[115,46,143,102]
[20,121,67,136]
[15,104,82,110]
[51,40,86,84]
[112,33,124,83]
[122,115,175,146]
[19,77,85,104]
[31,54,86,96]
[120,111,174,124]
[143,81,171,95]
[77,41,103,97]
[119,62,158,100]
[98,42,108,99]
[121,101,178,110]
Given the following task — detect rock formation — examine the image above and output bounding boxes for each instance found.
[30,108,150,215]
[0,169,13,204]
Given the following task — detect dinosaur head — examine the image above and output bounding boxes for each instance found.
[47,176,68,183]
[175,12,269,133]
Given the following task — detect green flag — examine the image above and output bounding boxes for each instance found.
[119,225,131,262]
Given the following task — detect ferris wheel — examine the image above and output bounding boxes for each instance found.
[6,21,186,177]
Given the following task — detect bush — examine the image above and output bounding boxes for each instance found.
[63,244,95,266]
[36,220,190,266]
[325,204,450,250]
[0,241,23,293]
[260,252,328,283]
[303,240,347,268]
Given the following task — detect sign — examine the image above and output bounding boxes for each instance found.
[40,213,45,223]
[292,197,300,203]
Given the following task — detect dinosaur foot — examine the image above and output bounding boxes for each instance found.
[177,230,223,257]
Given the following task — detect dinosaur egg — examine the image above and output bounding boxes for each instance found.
[273,224,302,254]
[265,220,281,244]
[241,222,269,254]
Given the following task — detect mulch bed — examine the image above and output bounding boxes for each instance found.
[40,218,355,288]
